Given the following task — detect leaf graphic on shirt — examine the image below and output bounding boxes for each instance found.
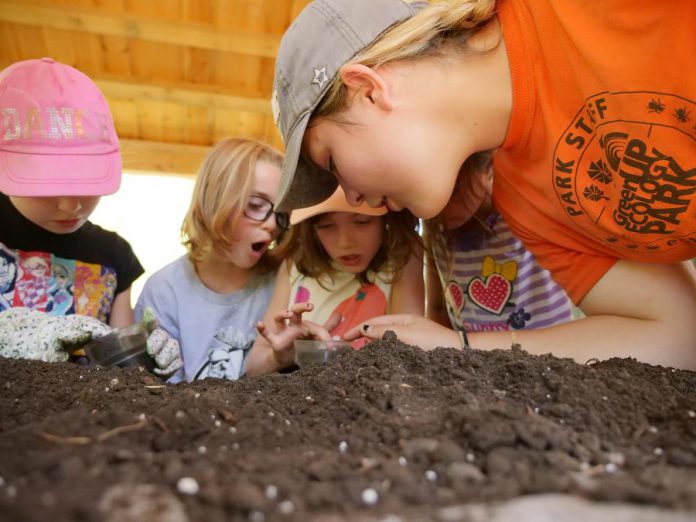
[583,184,610,202]
[587,159,612,184]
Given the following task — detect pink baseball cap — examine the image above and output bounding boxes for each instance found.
[0,57,121,197]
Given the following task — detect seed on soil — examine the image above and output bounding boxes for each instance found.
[305,396,314,402]
[654,447,664,456]
[361,488,379,505]
[177,477,199,495]
[648,426,658,433]
[688,410,696,418]
[175,410,185,418]
[232,443,240,450]
[605,463,618,474]
[198,446,207,454]
[466,453,475,462]
[425,470,438,482]
[398,456,407,466]
[339,441,348,453]
[229,426,237,434]
[214,420,221,427]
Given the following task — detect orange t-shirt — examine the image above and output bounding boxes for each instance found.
[493,0,696,303]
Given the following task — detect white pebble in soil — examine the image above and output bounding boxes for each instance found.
[425,470,438,482]
[278,500,294,514]
[339,441,348,453]
[361,488,379,506]
[177,477,199,495]
[265,485,278,500]
[249,510,265,522]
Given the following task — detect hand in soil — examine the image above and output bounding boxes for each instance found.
[0,307,112,362]
[344,313,462,350]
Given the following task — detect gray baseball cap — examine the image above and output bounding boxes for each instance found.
[272,0,423,212]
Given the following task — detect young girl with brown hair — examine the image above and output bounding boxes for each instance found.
[245,186,423,375]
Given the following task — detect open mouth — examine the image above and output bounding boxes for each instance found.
[339,254,361,267]
[251,241,268,253]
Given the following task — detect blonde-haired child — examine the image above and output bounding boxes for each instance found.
[270,0,696,369]
[135,137,287,382]
[245,186,423,375]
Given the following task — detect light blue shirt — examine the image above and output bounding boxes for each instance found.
[135,255,274,383]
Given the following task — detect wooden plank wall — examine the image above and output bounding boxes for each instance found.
[0,0,312,174]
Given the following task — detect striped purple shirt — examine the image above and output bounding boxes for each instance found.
[435,213,575,333]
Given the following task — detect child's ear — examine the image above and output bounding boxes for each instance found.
[339,63,394,111]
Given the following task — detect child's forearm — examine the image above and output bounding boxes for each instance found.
[472,260,696,369]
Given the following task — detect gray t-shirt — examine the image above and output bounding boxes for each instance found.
[135,255,275,383]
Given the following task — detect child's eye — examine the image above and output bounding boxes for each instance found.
[314,221,334,230]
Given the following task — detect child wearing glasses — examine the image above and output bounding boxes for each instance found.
[245,186,423,376]
[134,138,287,382]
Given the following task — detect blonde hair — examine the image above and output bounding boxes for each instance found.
[315,0,497,278]
[182,137,284,272]
[315,0,497,117]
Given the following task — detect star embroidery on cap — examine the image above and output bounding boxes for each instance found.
[312,67,329,89]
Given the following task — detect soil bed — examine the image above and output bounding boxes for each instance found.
[1,338,695,522]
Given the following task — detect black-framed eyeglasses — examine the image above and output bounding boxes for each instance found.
[243,195,290,230]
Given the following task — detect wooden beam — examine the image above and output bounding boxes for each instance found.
[120,139,209,176]
[0,1,281,57]
[95,77,271,114]
[0,58,271,114]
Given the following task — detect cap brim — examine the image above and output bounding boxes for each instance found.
[290,188,387,225]
[276,112,338,212]
[0,150,121,197]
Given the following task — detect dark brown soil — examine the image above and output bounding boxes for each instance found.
[1,338,696,522]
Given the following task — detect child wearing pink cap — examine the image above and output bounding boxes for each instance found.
[0,58,180,375]
[245,186,423,376]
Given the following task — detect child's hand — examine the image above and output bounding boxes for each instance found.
[256,303,340,368]
[0,308,112,363]
[343,314,462,351]
[146,327,183,377]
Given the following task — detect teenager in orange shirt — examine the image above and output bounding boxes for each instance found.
[271,0,696,369]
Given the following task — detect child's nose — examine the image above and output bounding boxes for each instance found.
[56,197,82,213]
[259,212,277,232]
[337,229,353,247]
